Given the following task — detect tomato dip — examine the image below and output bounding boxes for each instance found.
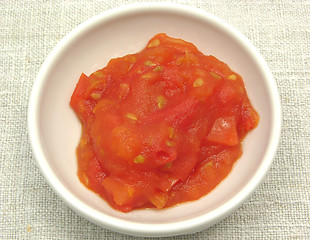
[70,33,259,212]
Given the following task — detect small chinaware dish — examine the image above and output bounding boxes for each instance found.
[28,3,281,237]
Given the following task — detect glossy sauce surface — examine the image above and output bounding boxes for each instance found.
[70,33,259,212]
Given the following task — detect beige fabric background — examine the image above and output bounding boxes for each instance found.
[1,0,309,239]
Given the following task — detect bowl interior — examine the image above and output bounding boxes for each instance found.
[32,4,278,235]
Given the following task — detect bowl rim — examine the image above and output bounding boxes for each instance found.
[28,2,282,237]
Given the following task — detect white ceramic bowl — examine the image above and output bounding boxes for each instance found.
[28,3,281,237]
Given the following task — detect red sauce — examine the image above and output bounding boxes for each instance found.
[70,33,259,212]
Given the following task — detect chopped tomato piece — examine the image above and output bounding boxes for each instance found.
[70,33,259,212]
[207,117,239,146]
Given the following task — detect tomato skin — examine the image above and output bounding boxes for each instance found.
[70,74,93,123]
[71,33,259,212]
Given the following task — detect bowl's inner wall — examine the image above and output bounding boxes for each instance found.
[38,9,272,223]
